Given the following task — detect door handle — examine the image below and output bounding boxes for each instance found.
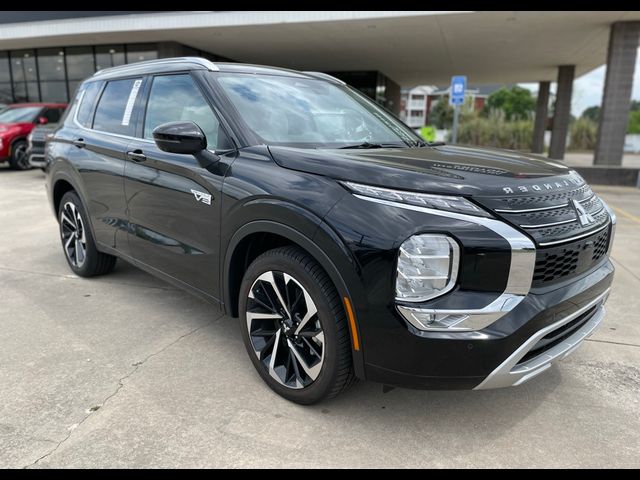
[127,150,147,163]
[73,138,85,148]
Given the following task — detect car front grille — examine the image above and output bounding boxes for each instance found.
[532,227,610,287]
[474,181,612,288]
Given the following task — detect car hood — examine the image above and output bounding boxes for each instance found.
[268,144,577,197]
[0,122,31,133]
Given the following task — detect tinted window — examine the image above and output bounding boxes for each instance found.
[93,78,142,135]
[75,81,102,128]
[144,74,222,149]
[42,107,63,123]
[66,46,95,81]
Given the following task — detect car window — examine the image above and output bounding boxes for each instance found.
[42,108,62,123]
[0,106,41,123]
[75,81,102,128]
[93,78,142,135]
[215,73,419,148]
[143,74,221,149]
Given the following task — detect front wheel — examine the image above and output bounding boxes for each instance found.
[8,140,30,170]
[239,246,356,404]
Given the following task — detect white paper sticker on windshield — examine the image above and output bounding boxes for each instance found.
[121,79,143,126]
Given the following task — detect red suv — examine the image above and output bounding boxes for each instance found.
[0,103,67,170]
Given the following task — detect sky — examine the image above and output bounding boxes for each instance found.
[519,47,640,117]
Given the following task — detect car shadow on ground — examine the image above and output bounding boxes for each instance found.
[102,257,560,445]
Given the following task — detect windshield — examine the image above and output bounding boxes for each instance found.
[0,106,41,124]
[214,73,420,148]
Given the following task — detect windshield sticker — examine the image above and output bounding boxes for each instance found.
[121,79,143,126]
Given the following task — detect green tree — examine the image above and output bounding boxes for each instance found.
[429,99,454,129]
[628,110,640,134]
[581,105,600,122]
[483,86,536,121]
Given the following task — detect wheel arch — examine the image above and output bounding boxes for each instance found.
[223,220,366,379]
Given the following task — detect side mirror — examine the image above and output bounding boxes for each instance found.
[38,117,49,125]
[152,121,219,169]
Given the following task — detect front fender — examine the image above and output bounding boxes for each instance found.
[222,212,367,380]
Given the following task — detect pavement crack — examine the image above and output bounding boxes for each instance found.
[22,317,222,469]
[586,338,640,348]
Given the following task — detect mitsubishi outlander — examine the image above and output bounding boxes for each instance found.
[45,58,616,404]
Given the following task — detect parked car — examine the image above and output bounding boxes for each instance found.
[0,103,67,170]
[27,123,58,169]
[46,58,615,404]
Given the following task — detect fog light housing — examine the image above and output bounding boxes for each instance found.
[396,234,459,302]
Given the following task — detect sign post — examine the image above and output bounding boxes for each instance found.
[449,75,466,144]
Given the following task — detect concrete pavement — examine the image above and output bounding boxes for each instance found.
[0,167,639,468]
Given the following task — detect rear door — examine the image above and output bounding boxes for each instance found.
[71,77,145,253]
[123,72,232,301]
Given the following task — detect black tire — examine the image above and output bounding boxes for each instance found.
[8,140,30,170]
[58,191,117,277]
[239,246,356,404]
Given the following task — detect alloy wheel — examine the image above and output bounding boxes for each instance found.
[14,144,29,169]
[60,202,87,268]
[246,271,325,389]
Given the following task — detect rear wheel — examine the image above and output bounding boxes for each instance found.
[58,191,117,277]
[8,140,30,170]
[239,246,355,404]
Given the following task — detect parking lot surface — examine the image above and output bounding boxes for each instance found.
[1,166,639,468]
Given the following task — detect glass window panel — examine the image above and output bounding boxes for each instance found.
[0,83,12,104]
[42,107,64,123]
[126,44,157,63]
[93,78,141,135]
[0,52,11,82]
[95,45,125,71]
[144,74,221,149]
[40,81,68,103]
[12,81,39,102]
[66,46,95,81]
[37,48,66,81]
[76,81,103,128]
[11,50,37,82]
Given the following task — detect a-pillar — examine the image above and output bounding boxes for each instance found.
[549,65,575,160]
[532,81,550,154]
[595,22,640,166]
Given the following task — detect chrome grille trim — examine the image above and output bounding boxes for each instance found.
[521,218,577,229]
[537,221,610,247]
[495,203,569,214]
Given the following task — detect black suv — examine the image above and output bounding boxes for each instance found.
[46,58,616,404]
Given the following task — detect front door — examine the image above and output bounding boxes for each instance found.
[124,73,230,301]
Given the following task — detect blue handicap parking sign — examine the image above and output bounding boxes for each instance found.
[450,75,467,106]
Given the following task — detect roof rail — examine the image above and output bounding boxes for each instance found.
[302,71,346,85]
[92,56,219,77]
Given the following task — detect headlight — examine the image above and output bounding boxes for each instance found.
[341,181,491,217]
[396,234,459,302]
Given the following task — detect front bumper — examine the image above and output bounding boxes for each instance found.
[28,153,46,168]
[363,259,614,390]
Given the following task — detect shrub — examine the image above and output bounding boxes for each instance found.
[453,111,533,150]
[569,117,598,150]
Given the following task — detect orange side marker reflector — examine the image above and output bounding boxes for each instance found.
[343,296,360,351]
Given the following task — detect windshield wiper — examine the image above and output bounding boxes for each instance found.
[338,142,405,149]
[414,140,446,147]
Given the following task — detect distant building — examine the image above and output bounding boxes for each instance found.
[401,84,510,128]
[399,85,436,128]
